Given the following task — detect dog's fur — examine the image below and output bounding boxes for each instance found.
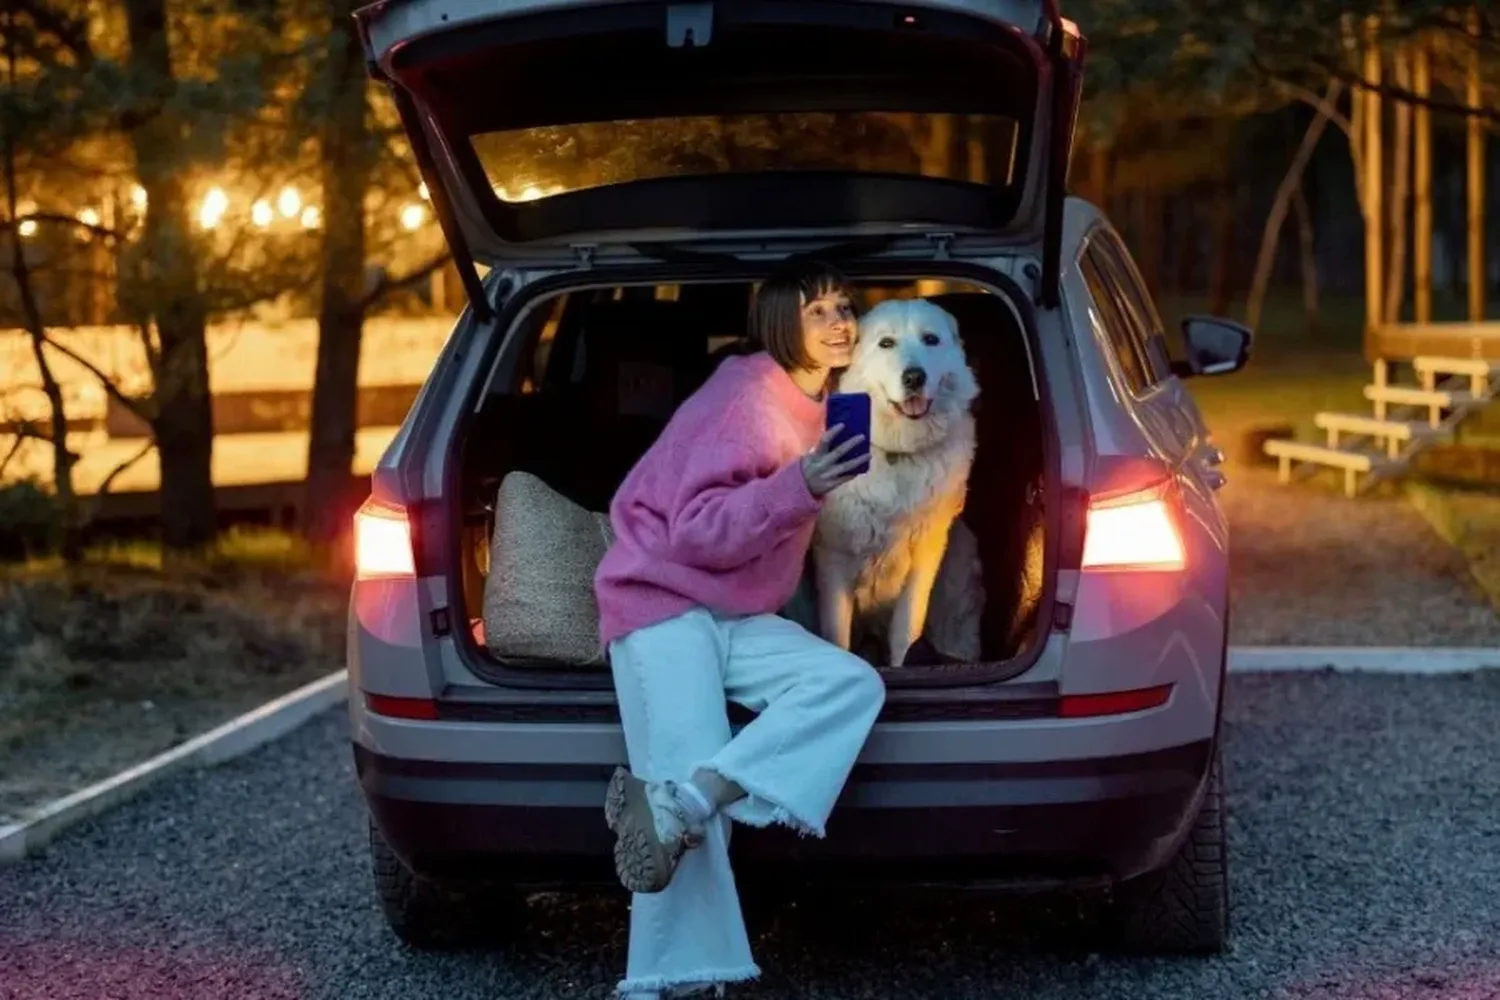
[813,298,982,667]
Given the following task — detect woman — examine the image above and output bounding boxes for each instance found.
[593,260,886,997]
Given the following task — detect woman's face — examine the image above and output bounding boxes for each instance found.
[799,287,856,371]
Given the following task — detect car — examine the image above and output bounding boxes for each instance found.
[348,0,1250,955]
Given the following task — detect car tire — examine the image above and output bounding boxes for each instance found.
[368,816,522,949]
[1103,744,1229,955]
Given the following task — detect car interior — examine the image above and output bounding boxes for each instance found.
[456,279,1048,668]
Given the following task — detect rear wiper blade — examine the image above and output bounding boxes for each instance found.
[784,236,896,264]
[626,242,744,266]
[627,236,895,267]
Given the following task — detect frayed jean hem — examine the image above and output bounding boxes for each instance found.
[617,961,762,997]
[699,763,827,840]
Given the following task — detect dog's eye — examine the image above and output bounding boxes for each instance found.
[921,332,941,346]
[877,337,896,349]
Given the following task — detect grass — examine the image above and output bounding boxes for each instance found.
[66,525,324,576]
[0,528,347,823]
[1406,482,1500,615]
[1158,292,1371,466]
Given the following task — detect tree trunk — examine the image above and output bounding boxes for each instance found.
[1172,194,1196,296]
[1384,52,1412,324]
[1133,185,1164,301]
[1293,184,1320,334]
[1466,5,1486,322]
[304,2,374,551]
[1207,179,1238,315]
[123,0,216,552]
[1246,81,1341,332]
[3,22,81,562]
[17,274,82,564]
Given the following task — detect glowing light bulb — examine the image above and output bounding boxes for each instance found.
[299,205,321,229]
[251,199,274,227]
[277,186,301,218]
[74,207,100,240]
[418,182,430,201]
[199,187,229,229]
[399,203,426,231]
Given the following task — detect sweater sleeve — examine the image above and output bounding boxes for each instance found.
[665,421,822,572]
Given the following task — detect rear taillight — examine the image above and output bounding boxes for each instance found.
[364,693,438,720]
[1080,481,1186,571]
[1059,684,1172,718]
[354,497,415,579]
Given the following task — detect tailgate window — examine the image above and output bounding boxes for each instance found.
[472,112,1021,204]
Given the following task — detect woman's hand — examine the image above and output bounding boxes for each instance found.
[801,425,868,497]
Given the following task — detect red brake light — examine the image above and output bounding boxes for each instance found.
[1080,481,1186,571]
[364,693,438,720]
[354,498,416,579]
[1059,684,1172,718]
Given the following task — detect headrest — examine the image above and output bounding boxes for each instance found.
[578,299,703,367]
[575,299,704,420]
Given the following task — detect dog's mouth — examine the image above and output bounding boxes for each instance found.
[890,396,933,420]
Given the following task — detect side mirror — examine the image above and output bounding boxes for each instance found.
[1169,315,1253,378]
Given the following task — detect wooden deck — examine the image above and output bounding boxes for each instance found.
[1370,321,1500,363]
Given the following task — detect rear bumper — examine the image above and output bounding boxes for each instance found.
[356,737,1214,891]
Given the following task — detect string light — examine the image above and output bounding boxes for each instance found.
[277,186,301,218]
[130,185,147,209]
[399,204,426,231]
[299,205,321,229]
[418,182,430,201]
[199,187,229,229]
[17,218,37,238]
[75,207,100,240]
[251,199,274,228]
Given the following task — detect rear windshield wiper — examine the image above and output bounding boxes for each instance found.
[627,236,896,267]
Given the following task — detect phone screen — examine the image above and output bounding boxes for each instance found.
[826,392,872,475]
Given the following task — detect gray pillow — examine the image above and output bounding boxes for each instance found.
[483,471,613,666]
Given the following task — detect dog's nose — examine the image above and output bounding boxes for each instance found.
[901,367,928,392]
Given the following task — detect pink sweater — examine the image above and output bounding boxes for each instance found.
[595,352,826,647]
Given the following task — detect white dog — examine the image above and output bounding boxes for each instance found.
[813,298,983,667]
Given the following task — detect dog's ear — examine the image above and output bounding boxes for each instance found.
[933,302,963,346]
[928,302,979,403]
[957,360,979,402]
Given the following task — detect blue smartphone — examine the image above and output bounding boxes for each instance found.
[826,391,872,475]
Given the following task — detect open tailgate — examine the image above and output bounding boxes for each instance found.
[355,0,1086,310]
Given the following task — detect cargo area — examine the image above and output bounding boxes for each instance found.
[447,274,1057,686]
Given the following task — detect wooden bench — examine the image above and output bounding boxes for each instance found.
[1362,384,1477,426]
[1412,356,1500,397]
[1313,412,1448,458]
[1263,439,1386,497]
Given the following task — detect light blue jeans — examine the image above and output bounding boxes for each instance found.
[608,607,886,997]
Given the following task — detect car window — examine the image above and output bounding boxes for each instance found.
[1080,247,1153,395]
[1091,231,1181,374]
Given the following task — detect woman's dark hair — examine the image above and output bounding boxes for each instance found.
[748,260,853,371]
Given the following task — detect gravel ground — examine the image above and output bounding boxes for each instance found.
[4,671,1500,999]
[1223,468,1500,646]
